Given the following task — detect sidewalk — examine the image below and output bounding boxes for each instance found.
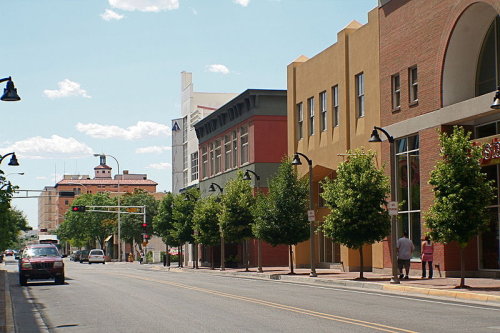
[150,264,500,304]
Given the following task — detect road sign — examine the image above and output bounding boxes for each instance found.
[388,201,398,216]
[307,210,315,222]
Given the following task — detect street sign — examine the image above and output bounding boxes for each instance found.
[307,210,315,222]
[388,201,398,216]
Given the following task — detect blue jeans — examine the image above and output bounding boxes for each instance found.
[422,261,433,278]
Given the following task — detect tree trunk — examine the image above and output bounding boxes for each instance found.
[459,246,466,288]
[359,246,364,280]
[289,245,295,274]
[210,245,214,270]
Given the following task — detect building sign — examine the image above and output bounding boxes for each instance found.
[475,136,500,166]
[172,121,181,131]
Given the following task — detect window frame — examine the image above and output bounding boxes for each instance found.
[319,91,327,132]
[391,73,401,111]
[409,66,418,105]
[355,73,365,118]
[190,151,199,181]
[297,102,303,140]
[332,85,339,127]
[308,97,315,136]
[240,126,249,165]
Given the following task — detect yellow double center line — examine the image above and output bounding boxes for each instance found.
[110,272,417,333]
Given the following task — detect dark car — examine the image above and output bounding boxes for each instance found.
[79,250,90,263]
[70,250,81,262]
[18,244,65,286]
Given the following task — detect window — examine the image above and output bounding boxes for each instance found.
[332,85,339,127]
[183,144,188,170]
[201,146,208,179]
[182,116,187,142]
[224,134,232,170]
[308,97,315,136]
[209,142,215,176]
[232,130,238,167]
[355,73,365,118]
[215,139,222,174]
[476,16,500,96]
[391,73,401,110]
[297,103,303,140]
[320,91,327,132]
[395,135,421,258]
[190,152,198,181]
[409,66,418,104]
[240,126,249,165]
[183,170,188,186]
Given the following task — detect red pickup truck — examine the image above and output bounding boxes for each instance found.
[18,244,65,286]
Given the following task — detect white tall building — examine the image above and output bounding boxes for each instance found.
[172,72,237,193]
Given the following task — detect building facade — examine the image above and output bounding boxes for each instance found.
[195,89,289,268]
[379,0,500,276]
[171,72,238,194]
[287,9,381,271]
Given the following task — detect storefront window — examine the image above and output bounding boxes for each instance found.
[480,163,500,269]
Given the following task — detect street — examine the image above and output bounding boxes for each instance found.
[3,256,500,333]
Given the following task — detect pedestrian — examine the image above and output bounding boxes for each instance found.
[397,231,415,279]
[421,235,434,279]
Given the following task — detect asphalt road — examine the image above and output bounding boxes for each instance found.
[4,257,500,333]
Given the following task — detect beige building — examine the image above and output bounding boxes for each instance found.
[38,186,57,232]
[287,9,382,272]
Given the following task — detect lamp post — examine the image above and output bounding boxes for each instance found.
[209,182,224,271]
[291,152,317,277]
[0,152,19,166]
[491,86,500,110]
[183,192,199,269]
[369,126,400,284]
[0,77,21,101]
[94,153,122,261]
[243,169,263,273]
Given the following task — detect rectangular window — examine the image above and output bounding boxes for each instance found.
[232,130,238,167]
[190,152,198,181]
[183,170,188,186]
[332,85,339,127]
[215,139,222,174]
[320,91,327,132]
[182,144,188,170]
[355,73,365,118]
[308,97,315,136]
[240,126,249,165]
[182,116,187,142]
[297,103,303,140]
[201,146,208,179]
[209,142,215,176]
[391,73,401,110]
[224,134,232,170]
[409,66,418,104]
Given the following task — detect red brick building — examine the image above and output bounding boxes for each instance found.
[378,0,500,277]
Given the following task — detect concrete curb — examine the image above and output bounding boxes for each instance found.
[1,269,15,333]
[150,265,500,305]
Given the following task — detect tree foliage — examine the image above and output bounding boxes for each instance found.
[120,189,158,246]
[153,192,175,245]
[171,188,199,245]
[192,196,221,247]
[219,172,255,243]
[0,207,30,251]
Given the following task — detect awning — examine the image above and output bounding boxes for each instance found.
[104,235,113,242]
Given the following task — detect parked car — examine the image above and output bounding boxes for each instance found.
[88,249,105,264]
[18,244,65,286]
[4,249,14,256]
[70,250,81,262]
[79,250,90,263]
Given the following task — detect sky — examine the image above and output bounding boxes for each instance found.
[1,0,378,228]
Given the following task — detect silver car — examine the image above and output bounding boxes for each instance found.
[88,249,105,264]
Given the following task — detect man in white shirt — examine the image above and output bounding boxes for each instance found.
[397,231,415,279]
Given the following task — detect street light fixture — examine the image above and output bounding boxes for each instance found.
[243,169,263,273]
[491,86,500,110]
[94,153,123,261]
[209,182,225,271]
[368,126,400,284]
[6,172,24,177]
[0,77,21,101]
[0,152,19,166]
[291,152,317,278]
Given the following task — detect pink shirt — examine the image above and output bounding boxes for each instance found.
[422,241,434,262]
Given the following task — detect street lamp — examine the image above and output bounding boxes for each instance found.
[369,126,400,284]
[243,169,263,273]
[208,182,225,271]
[491,86,500,110]
[183,192,199,269]
[94,153,122,262]
[0,77,21,101]
[0,152,19,166]
[6,172,24,177]
[291,152,317,277]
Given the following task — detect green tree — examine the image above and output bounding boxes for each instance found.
[425,126,495,288]
[192,196,221,269]
[0,207,30,251]
[252,159,309,274]
[321,149,391,279]
[153,192,175,246]
[171,188,199,245]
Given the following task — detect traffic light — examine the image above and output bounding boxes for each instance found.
[71,205,86,212]
[142,222,149,242]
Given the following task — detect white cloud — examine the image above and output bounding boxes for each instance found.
[109,0,179,12]
[76,121,171,140]
[135,146,172,154]
[101,9,125,21]
[234,0,250,6]
[0,135,94,159]
[146,162,171,170]
[44,79,91,99]
[206,64,230,75]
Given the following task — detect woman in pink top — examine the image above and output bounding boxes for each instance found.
[421,235,434,279]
